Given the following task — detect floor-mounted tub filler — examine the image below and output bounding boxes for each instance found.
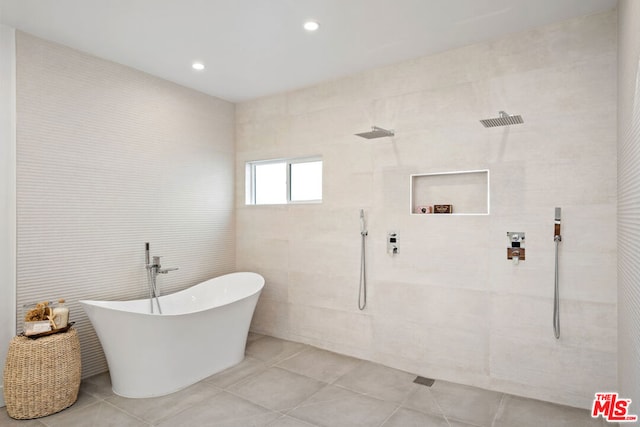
[80,272,264,398]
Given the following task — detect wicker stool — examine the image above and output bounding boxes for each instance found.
[3,328,81,419]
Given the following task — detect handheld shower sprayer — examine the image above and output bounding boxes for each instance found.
[553,207,562,339]
[554,207,562,242]
[358,209,368,310]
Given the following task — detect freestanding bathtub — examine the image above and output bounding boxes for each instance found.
[80,272,264,398]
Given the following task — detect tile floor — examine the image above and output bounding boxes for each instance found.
[1,333,613,427]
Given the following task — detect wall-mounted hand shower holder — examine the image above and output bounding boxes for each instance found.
[507,232,525,265]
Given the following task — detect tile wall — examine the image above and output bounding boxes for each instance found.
[616,0,640,411]
[236,11,617,408]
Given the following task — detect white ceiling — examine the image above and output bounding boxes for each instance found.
[0,0,617,102]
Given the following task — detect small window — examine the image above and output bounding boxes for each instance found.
[246,157,322,205]
[254,162,287,205]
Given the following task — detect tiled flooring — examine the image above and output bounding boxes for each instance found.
[1,333,611,427]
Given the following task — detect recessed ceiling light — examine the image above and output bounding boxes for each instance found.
[192,62,205,71]
[303,20,319,32]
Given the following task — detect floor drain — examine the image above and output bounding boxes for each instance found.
[413,376,435,387]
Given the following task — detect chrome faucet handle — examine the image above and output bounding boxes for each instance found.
[158,267,178,274]
[151,256,162,267]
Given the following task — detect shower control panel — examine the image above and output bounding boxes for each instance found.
[387,232,399,255]
[507,232,525,264]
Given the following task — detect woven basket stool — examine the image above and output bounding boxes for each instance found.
[3,328,81,419]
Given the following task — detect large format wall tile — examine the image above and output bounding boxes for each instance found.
[236,11,617,408]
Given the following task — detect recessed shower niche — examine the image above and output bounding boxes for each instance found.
[410,169,489,215]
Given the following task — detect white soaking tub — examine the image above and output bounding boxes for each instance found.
[80,272,264,398]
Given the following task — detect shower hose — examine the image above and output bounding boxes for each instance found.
[358,228,367,310]
[147,268,163,314]
[553,236,560,339]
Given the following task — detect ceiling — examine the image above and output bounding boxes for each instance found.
[0,0,617,102]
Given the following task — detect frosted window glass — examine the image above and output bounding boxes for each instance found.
[254,162,286,204]
[290,161,322,201]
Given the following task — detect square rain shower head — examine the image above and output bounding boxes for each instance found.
[479,111,524,128]
[355,126,395,139]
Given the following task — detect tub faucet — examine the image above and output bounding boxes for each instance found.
[150,256,179,275]
[144,243,179,314]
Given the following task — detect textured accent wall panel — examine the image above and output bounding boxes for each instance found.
[16,32,235,378]
[0,24,16,408]
[617,0,640,410]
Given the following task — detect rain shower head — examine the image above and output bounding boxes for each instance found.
[479,111,524,128]
[355,126,395,139]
